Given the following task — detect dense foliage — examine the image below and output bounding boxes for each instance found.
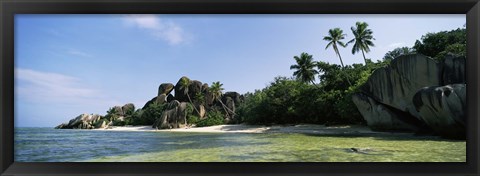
[237,59,389,125]
[413,28,466,61]
[196,110,225,127]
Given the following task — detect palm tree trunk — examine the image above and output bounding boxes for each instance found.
[361,49,368,66]
[216,98,235,119]
[337,52,353,86]
[186,94,201,123]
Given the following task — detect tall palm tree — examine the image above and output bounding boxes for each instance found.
[210,81,235,119]
[179,78,200,119]
[290,52,319,87]
[348,22,375,65]
[323,28,352,86]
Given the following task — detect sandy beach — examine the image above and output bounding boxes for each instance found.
[92,124,404,135]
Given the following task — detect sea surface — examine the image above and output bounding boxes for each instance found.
[15,127,466,162]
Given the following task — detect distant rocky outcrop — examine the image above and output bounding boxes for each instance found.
[352,54,466,139]
[57,76,242,130]
[55,113,104,129]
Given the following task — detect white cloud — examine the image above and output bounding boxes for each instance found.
[387,42,405,48]
[15,68,119,107]
[124,14,188,45]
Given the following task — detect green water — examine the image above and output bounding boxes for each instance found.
[86,133,465,162]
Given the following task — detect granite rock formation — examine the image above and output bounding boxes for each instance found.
[353,54,466,139]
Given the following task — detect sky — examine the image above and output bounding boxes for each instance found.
[14,14,465,127]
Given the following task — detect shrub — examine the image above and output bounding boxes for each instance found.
[196,110,224,127]
[187,114,200,124]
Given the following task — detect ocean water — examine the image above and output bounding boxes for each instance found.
[14,127,466,162]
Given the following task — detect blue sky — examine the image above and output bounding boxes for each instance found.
[14,14,465,127]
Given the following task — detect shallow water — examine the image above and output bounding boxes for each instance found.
[15,127,466,162]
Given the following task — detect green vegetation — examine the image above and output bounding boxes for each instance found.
[383,47,416,61]
[413,28,466,61]
[196,110,225,127]
[347,22,376,65]
[236,24,465,127]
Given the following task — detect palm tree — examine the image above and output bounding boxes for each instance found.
[348,22,375,65]
[209,81,235,119]
[179,77,200,119]
[323,28,352,86]
[290,52,319,87]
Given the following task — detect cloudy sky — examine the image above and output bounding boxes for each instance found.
[14,14,465,127]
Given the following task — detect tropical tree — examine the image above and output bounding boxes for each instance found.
[383,47,416,61]
[289,52,319,87]
[210,81,235,119]
[179,77,201,119]
[348,22,375,65]
[323,28,352,86]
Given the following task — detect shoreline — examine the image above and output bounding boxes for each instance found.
[90,124,413,136]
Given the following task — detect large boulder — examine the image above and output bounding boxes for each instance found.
[413,84,466,139]
[174,76,191,102]
[142,96,157,109]
[353,54,467,139]
[55,113,104,129]
[158,83,174,95]
[352,93,420,131]
[224,91,242,105]
[153,100,188,129]
[361,54,442,119]
[222,96,236,121]
[121,103,135,115]
[442,55,465,85]
[196,104,206,118]
[156,93,167,104]
[189,80,203,98]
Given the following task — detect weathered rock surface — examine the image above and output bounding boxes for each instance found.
[223,91,242,105]
[153,100,188,129]
[156,93,167,104]
[174,76,191,102]
[354,54,466,139]
[55,113,104,129]
[361,54,442,119]
[442,55,465,85]
[189,80,203,97]
[158,83,174,95]
[196,104,206,118]
[122,103,135,115]
[352,93,419,131]
[413,84,466,139]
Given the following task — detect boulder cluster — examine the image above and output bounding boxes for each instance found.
[55,103,135,129]
[56,76,243,130]
[352,54,466,139]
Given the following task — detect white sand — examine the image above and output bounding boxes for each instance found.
[92,124,398,135]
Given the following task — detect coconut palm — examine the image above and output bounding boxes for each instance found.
[323,28,352,86]
[348,22,375,65]
[179,77,200,119]
[210,81,235,119]
[290,52,319,86]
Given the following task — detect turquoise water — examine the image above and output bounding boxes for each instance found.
[15,127,466,162]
